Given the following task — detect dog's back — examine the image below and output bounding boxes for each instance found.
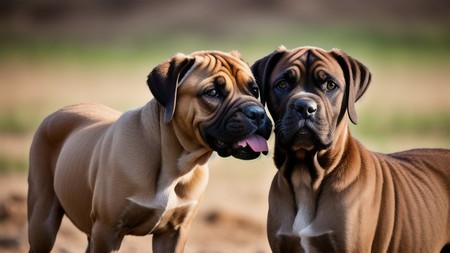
[385,148,450,194]
[374,148,450,252]
[27,103,120,252]
[30,103,119,152]
[29,103,120,181]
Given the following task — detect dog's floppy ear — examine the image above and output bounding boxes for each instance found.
[331,49,372,125]
[147,53,196,123]
[251,46,286,105]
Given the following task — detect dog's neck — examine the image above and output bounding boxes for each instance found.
[122,101,212,214]
[141,101,213,176]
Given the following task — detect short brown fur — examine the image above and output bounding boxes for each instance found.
[252,46,450,253]
[28,50,271,253]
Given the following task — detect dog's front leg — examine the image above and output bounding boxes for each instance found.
[89,221,124,253]
[268,172,304,253]
[152,227,189,253]
[152,200,201,253]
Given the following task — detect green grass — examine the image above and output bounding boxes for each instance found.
[0,156,27,173]
[1,25,449,172]
[0,112,36,135]
[1,25,450,65]
[352,111,450,146]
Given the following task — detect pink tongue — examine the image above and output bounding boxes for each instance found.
[237,134,268,152]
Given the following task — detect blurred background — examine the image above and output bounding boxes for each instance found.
[0,0,449,252]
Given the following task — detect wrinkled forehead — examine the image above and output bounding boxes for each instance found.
[274,47,343,78]
[191,52,254,84]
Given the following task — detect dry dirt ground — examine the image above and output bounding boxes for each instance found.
[1,54,449,252]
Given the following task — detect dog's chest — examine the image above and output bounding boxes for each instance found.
[291,169,316,233]
[121,188,201,236]
[122,167,208,236]
[290,168,335,251]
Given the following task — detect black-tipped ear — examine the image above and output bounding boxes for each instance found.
[331,49,372,125]
[147,53,196,123]
[251,46,286,106]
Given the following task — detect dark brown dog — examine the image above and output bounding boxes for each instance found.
[252,46,450,253]
[28,50,272,253]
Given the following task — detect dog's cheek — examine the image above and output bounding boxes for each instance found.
[328,91,347,128]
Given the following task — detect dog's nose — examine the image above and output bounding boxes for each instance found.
[293,99,317,119]
[243,105,266,126]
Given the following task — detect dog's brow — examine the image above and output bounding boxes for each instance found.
[289,48,308,62]
[284,69,296,79]
[215,76,226,86]
[211,55,236,77]
[277,67,301,83]
[236,69,252,83]
[306,50,315,68]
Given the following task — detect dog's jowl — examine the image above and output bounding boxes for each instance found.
[252,46,450,253]
[27,50,272,253]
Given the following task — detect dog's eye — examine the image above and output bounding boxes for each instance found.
[250,86,259,98]
[252,88,259,98]
[326,81,337,91]
[276,80,288,90]
[204,88,221,98]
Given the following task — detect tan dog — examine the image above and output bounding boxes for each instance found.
[28,51,272,253]
[252,46,450,253]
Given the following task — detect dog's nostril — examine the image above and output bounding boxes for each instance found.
[243,105,265,126]
[307,106,317,114]
[294,99,317,118]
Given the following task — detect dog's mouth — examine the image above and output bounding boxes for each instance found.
[290,127,317,151]
[212,134,269,160]
[202,103,273,160]
[277,118,330,152]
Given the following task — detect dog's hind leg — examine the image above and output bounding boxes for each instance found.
[27,194,64,253]
[27,138,65,253]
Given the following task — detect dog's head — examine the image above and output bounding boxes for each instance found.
[147,51,272,160]
[252,46,371,153]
